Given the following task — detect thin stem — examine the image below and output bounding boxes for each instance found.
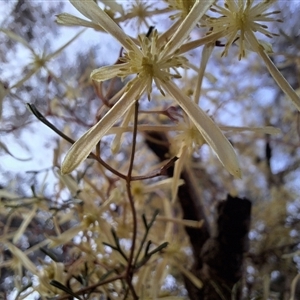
[133,210,159,266]
[125,100,139,300]
[131,156,178,181]
[127,100,139,179]
[55,274,125,300]
[27,103,127,179]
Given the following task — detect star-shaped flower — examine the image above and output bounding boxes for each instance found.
[205,0,281,59]
[60,0,241,178]
[200,0,300,111]
[0,28,83,89]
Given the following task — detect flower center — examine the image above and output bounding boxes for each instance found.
[141,56,155,77]
[176,0,196,16]
[234,10,247,31]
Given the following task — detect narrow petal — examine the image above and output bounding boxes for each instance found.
[13,205,37,244]
[47,224,84,248]
[245,30,300,111]
[61,79,145,174]
[163,80,241,178]
[157,19,181,48]
[91,63,129,82]
[178,30,228,55]
[172,146,188,203]
[56,13,104,31]
[172,260,203,288]
[260,48,300,111]
[11,68,37,89]
[157,216,204,228]
[194,43,214,104]
[111,105,134,153]
[6,242,38,275]
[47,30,85,60]
[70,0,139,52]
[101,0,124,15]
[0,28,34,53]
[220,126,281,135]
[163,0,215,56]
[56,171,90,202]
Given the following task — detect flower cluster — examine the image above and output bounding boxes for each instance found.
[2,0,300,299]
[60,0,242,178]
[59,0,300,180]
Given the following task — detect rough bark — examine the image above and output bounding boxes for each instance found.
[199,195,252,299]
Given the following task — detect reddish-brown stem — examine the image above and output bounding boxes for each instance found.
[125,100,139,300]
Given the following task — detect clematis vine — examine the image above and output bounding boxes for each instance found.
[60,0,241,178]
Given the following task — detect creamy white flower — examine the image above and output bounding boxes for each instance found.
[61,0,241,178]
[201,0,300,111]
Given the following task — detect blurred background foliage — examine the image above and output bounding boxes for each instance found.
[1,1,300,299]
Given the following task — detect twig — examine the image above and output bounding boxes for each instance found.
[125,100,139,300]
[26,103,127,179]
[131,156,178,181]
[133,210,159,266]
[55,274,124,300]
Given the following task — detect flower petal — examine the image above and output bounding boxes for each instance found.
[172,146,188,203]
[47,30,85,61]
[0,28,34,52]
[6,242,38,275]
[91,63,129,82]
[13,205,38,244]
[220,126,281,135]
[163,0,215,56]
[179,30,229,55]
[246,30,300,111]
[101,0,124,15]
[194,43,214,104]
[56,13,104,31]
[172,260,203,289]
[69,0,138,52]
[163,80,241,178]
[111,105,135,154]
[61,79,145,174]
[46,224,84,248]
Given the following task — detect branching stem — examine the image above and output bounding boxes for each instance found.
[124,100,139,300]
